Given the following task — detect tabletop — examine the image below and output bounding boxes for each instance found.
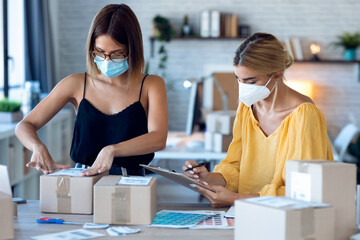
[14,200,234,240]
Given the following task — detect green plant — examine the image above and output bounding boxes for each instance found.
[183,14,189,26]
[153,15,174,42]
[0,98,21,112]
[152,15,175,77]
[334,32,360,49]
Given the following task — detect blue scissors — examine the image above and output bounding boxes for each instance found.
[37,217,82,225]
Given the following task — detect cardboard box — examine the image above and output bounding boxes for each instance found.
[211,73,239,111]
[235,197,335,240]
[286,160,356,240]
[0,165,14,240]
[40,169,107,214]
[94,176,157,225]
[206,111,236,135]
[205,131,232,153]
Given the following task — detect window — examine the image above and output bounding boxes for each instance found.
[7,0,25,102]
[0,0,25,102]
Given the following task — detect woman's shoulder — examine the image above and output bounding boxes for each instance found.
[143,74,165,85]
[57,73,86,88]
[142,74,166,91]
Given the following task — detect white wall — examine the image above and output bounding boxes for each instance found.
[54,0,360,134]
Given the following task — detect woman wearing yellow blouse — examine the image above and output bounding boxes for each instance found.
[182,32,333,207]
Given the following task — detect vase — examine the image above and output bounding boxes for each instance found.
[344,48,356,61]
[0,111,23,123]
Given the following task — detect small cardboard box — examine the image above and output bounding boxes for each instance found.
[235,197,335,240]
[205,131,232,153]
[0,165,14,240]
[94,176,157,225]
[286,160,356,240]
[206,111,236,135]
[40,169,107,214]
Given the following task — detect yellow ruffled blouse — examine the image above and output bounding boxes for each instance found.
[213,102,334,196]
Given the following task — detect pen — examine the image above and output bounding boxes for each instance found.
[185,162,208,172]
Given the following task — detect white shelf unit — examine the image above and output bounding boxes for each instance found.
[0,109,74,200]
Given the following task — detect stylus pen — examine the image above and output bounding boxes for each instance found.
[185,162,208,172]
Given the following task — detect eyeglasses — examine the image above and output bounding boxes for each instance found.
[91,51,127,63]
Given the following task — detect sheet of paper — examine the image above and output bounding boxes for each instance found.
[83,223,109,229]
[190,211,232,229]
[0,165,12,195]
[49,168,84,177]
[106,226,141,236]
[291,172,312,201]
[246,196,329,209]
[31,229,105,240]
[150,210,215,228]
[225,206,235,218]
[118,176,152,186]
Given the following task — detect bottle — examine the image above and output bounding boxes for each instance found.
[22,81,40,114]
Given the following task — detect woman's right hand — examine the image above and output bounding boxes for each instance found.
[26,144,70,174]
[182,160,209,181]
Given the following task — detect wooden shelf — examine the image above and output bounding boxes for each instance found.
[294,60,360,64]
[149,36,248,57]
[151,36,247,40]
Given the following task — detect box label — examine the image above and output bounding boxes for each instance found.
[118,176,152,186]
[291,172,311,201]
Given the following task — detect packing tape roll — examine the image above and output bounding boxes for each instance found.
[111,187,130,224]
[300,207,315,237]
[56,176,71,213]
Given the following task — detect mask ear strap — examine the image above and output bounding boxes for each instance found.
[269,81,277,93]
[264,74,275,87]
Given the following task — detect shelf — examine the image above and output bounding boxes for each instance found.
[294,60,360,64]
[149,36,248,57]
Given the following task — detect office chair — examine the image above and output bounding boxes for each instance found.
[334,123,360,162]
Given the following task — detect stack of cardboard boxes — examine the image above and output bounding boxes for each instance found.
[235,160,357,240]
[40,169,157,225]
[0,165,14,240]
[205,111,236,153]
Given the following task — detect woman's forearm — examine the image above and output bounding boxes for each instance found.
[15,121,45,152]
[206,172,227,186]
[108,131,167,157]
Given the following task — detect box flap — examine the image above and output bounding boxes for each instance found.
[0,165,12,196]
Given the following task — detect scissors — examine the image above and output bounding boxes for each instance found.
[37,217,83,225]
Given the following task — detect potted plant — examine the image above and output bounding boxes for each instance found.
[334,32,360,61]
[152,15,175,77]
[0,98,23,123]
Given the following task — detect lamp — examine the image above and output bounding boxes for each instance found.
[285,80,314,99]
[310,44,321,61]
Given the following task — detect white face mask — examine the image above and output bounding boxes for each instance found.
[238,75,275,107]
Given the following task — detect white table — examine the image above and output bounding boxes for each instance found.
[13,201,233,240]
[154,132,227,170]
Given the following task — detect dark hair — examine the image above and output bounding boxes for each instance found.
[233,32,293,75]
[86,4,144,82]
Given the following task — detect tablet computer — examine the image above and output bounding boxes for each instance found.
[140,164,216,193]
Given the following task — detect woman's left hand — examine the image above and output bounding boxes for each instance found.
[81,146,114,176]
[194,182,240,208]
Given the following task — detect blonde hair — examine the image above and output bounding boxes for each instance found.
[85,4,144,83]
[234,32,293,111]
[233,32,293,75]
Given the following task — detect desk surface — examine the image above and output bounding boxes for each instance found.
[14,201,233,240]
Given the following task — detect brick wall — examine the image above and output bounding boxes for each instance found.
[54,0,360,134]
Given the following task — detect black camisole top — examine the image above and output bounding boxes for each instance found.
[70,73,154,170]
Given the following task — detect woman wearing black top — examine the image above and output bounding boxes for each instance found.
[15,4,168,176]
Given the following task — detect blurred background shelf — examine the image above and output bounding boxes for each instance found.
[0,109,73,200]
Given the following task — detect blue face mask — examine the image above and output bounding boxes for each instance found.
[94,56,129,78]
